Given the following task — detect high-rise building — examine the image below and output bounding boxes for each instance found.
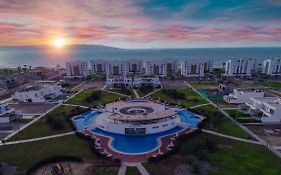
[262,58,281,76]
[65,60,89,77]
[224,58,255,77]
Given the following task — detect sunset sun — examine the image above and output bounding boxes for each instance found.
[53,37,66,48]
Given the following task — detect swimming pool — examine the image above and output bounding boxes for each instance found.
[178,110,201,128]
[72,110,101,130]
[92,126,184,154]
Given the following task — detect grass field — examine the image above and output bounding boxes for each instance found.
[225,109,259,123]
[66,89,123,107]
[0,135,94,171]
[150,88,208,107]
[144,133,281,175]
[9,105,88,141]
[192,105,253,139]
[261,82,281,89]
[108,88,134,97]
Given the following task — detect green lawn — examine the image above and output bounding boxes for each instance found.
[9,105,88,141]
[108,88,134,97]
[0,68,19,77]
[0,135,95,171]
[261,82,281,89]
[144,133,281,175]
[66,89,123,107]
[150,88,208,107]
[190,82,219,88]
[192,105,253,139]
[225,109,259,123]
[61,83,79,89]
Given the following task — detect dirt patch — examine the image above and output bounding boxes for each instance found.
[74,81,105,90]
[245,124,281,146]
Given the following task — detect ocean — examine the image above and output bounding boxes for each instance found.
[0,45,281,68]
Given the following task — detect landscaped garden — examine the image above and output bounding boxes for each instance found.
[225,109,259,123]
[150,88,208,107]
[260,82,281,90]
[8,105,89,141]
[66,89,124,107]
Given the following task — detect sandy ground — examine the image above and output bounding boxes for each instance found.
[245,124,281,146]
[161,80,187,89]
[10,103,56,114]
[74,81,105,91]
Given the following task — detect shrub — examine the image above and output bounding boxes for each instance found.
[161,89,185,99]
[46,116,64,130]
[139,85,154,94]
[85,90,102,103]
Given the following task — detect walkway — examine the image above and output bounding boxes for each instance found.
[62,103,89,109]
[190,103,211,109]
[72,81,86,90]
[202,129,262,145]
[0,132,75,146]
[143,89,161,98]
[133,89,140,98]
[102,89,131,98]
[118,163,150,175]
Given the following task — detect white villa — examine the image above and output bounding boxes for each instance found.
[262,58,281,76]
[144,60,177,77]
[12,82,62,103]
[180,59,213,77]
[246,97,281,123]
[0,101,20,123]
[223,88,264,104]
[106,75,161,89]
[66,60,89,78]
[224,58,256,77]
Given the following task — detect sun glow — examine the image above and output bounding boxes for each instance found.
[53,37,66,48]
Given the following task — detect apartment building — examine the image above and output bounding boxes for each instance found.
[262,58,281,76]
[224,58,256,77]
[144,59,177,77]
[65,60,89,77]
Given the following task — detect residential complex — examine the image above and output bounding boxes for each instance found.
[106,61,128,77]
[66,60,89,78]
[262,58,281,76]
[12,81,62,103]
[144,60,177,77]
[247,97,281,123]
[127,59,143,74]
[224,58,256,77]
[180,59,213,77]
[90,60,107,74]
[223,88,264,104]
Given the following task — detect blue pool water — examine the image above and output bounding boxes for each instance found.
[72,110,101,130]
[178,110,201,128]
[92,126,183,154]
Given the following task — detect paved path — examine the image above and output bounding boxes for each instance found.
[190,103,211,109]
[273,146,281,150]
[133,89,140,98]
[72,81,86,90]
[184,81,281,159]
[62,103,89,109]
[102,89,130,98]
[120,163,150,175]
[118,163,127,175]
[0,132,75,146]
[143,89,161,98]
[202,129,262,145]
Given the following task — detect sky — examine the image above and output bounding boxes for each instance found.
[0,0,281,48]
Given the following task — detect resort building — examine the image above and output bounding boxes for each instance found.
[12,82,62,103]
[246,97,281,123]
[144,59,177,77]
[223,88,264,104]
[0,101,20,123]
[90,60,107,74]
[262,58,281,76]
[65,60,89,78]
[106,61,128,77]
[106,75,161,89]
[127,59,143,74]
[224,58,256,77]
[180,59,213,77]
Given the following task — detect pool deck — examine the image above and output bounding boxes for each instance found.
[83,127,195,163]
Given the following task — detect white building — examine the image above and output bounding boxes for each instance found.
[106,61,128,77]
[65,60,89,78]
[128,59,143,74]
[12,82,62,103]
[0,101,20,123]
[144,60,177,77]
[181,59,213,77]
[262,58,281,76]
[224,58,256,77]
[223,88,264,104]
[246,97,281,123]
[90,60,107,74]
[106,75,161,89]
